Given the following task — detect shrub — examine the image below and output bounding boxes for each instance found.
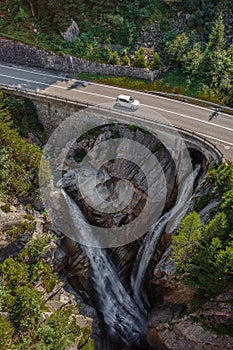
[0,315,14,349]
[10,286,46,332]
[132,47,147,68]
[150,52,161,70]
[122,54,130,65]
[108,51,120,65]
[36,308,81,350]
[0,258,28,290]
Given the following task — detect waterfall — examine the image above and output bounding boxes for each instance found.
[131,165,200,307]
[61,165,200,347]
[62,190,147,347]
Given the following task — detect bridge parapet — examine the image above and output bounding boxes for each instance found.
[1,84,224,163]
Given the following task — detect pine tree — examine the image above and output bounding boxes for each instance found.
[166,33,189,65]
[171,211,203,273]
[205,14,225,52]
[202,14,229,88]
[150,52,161,70]
[133,47,147,68]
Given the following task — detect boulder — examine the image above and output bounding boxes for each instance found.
[61,20,79,42]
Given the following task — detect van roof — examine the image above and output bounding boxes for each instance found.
[117,94,131,100]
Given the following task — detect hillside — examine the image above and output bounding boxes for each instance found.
[0,0,232,104]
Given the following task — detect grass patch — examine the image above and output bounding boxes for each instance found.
[159,68,202,96]
[75,71,225,106]
[76,72,185,94]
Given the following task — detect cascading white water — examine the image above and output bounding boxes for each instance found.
[131,166,201,307]
[61,165,200,347]
[62,190,147,346]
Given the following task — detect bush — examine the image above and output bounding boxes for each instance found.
[36,308,81,350]
[150,52,161,70]
[19,235,50,262]
[132,47,147,68]
[7,221,35,240]
[108,51,120,65]
[122,54,130,65]
[0,315,14,349]
[0,258,28,290]
[10,286,46,332]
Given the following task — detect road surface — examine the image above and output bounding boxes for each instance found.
[0,63,232,159]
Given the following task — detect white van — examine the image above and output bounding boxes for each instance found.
[115,95,140,110]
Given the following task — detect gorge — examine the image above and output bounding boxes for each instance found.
[41,119,210,349]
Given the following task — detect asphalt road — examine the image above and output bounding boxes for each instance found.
[0,63,232,159]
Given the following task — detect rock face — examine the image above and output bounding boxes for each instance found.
[61,20,79,42]
[147,248,233,350]
[0,200,48,261]
[138,6,233,53]
[60,124,178,301]
[199,289,233,330]
[0,38,154,80]
[152,319,233,350]
[0,198,94,348]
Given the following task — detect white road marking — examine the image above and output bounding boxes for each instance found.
[1,63,233,118]
[0,63,69,80]
[0,72,233,135]
[141,104,233,133]
[196,133,233,146]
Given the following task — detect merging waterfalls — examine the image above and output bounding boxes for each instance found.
[63,190,147,347]
[62,166,200,347]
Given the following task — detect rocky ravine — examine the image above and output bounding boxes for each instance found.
[146,245,233,349]
[56,123,233,350]
[0,199,93,348]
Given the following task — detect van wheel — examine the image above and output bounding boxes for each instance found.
[116,102,120,107]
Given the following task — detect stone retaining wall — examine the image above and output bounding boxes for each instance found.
[0,38,154,80]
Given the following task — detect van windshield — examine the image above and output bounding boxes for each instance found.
[129,97,134,102]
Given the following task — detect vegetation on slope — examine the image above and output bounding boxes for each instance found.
[0,92,43,198]
[0,92,94,349]
[0,231,93,349]
[171,162,233,303]
[0,1,232,104]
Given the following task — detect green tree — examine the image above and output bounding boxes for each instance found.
[0,315,14,349]
[36,308,81,350]
[167,33,189,65]
[201,14,231,89]
[133,47,147,68]
[203,212,227,242]
[0,92,42,196]
[220,189,233,229]
[227,42,233,62]
[122,54,130,66]
[150,52,161,70]
[205,14,225,52]
[10,286,46,332]
[108,50,120,65]
[206,162,233,195]
[171,211,203,273]
[0,258,28,290]
[0,147,11,198]
[184,42,203,75]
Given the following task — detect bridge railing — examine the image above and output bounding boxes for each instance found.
[145,90,233,115]
[0,84,224,160]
